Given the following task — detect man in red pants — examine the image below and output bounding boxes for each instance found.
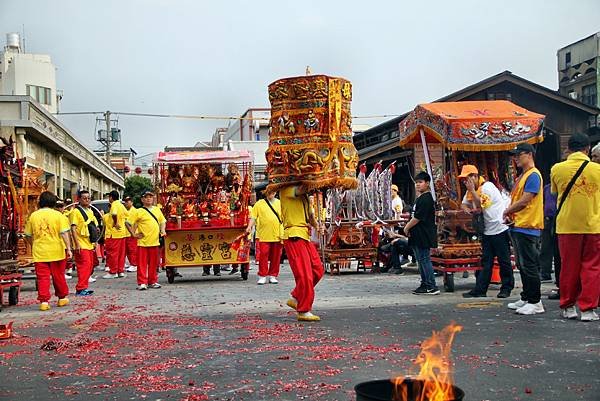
[123,196,138,273]
[280,185,324,321]
[103,190,128,279]
[70,190,98,296]
[126,191,166,290]
[551,133,600,321]
[24,191,72,311]
[246,190,283,285]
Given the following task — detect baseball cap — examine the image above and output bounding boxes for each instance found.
[508,143,535,155]
[142,190,155,197]
[567,133,590,151]
[458,164,479,178]
[391,184,399,192]
[123,196,132,202]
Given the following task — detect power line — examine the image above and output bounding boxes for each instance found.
[55,111,400,120]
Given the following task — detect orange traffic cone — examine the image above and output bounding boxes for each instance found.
[491,258,501,284]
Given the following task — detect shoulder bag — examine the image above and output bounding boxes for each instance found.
[264,199,282,224]
[553,160,589,235]
[142,207,165,247]
[77,206,100,243]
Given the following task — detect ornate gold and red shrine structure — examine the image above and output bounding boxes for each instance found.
[16,166,46,269]
[399,100,545,291]
[154,150,254,282]
[0,138,24,308]
[266,74,359,193]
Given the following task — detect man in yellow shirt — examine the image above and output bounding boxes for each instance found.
[70,190,99,296]
[551,133,600,321]
[123,196,138,273]
[103,190,128,279]
[280,185,324,321]
[246,190,283,285]
[126,191,166,290]
[503,143,545,315]
[24,191,72,311]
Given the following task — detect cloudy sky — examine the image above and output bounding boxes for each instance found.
[1,0,599,158]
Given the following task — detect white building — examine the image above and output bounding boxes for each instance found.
[0,32,123,199]
[0,33,59,114]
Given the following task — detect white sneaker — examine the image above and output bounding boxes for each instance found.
[66,268,73,274]
[516,301,545,315]
[268,276,279,284]
[580,310,599,321]
[104,266,110,272]
[65,274,73,280]
[117,273,126,278]
[148,283,161,289]
[137,284,147,291]
[102,273,118,279]
[507,299,527,310]
[88,276,97,283]
[257,276,267,285]
[125,266,137,272]
[560,306,577,319]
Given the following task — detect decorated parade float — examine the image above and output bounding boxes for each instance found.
[322,160,407,273]
[16,166,46,271]
[0,138,24,309]
[398,100,545,291]
[154,150,254,282]
[266,73,371,273]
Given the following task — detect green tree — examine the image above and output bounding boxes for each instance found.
[124,175,153,208]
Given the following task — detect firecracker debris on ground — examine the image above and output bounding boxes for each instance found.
[1,264,598,401]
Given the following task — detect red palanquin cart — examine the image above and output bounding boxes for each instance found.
[154,150,253,282]
[398,100,545,291]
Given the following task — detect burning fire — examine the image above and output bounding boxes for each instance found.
[392,323,463,401]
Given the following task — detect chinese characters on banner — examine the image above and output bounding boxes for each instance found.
[165,229,250,266]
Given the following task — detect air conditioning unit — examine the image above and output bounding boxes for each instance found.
[568,91,578,100]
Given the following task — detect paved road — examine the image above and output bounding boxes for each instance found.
[1,262,598,401]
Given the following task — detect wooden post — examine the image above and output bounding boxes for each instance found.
[419,129,437,202]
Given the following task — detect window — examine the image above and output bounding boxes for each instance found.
[582,84,597,107]
[26,84,51,105]
[565,52,571,67]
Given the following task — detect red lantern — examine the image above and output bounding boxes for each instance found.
[123,166,130,173]
[147,168,154,175]
[135,167,142,174]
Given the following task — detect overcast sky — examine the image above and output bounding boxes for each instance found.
[1,0,599,158]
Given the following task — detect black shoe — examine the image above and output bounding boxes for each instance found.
[214,272,221,277]
[412,285,427,294]
[462,291,487,298]
[202,271,210,276]
[548,290,560,300]
[497,291,511,298]
[388,267,405,275]
[413,286,440,295]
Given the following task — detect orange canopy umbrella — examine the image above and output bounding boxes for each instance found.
[398,100,545,151]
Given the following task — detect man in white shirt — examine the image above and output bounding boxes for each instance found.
[459,165,514,298]
[391,184,403,219]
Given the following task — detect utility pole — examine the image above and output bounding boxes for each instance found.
[104,110,111,164]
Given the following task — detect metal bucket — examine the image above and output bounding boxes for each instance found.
[355,379,465,401]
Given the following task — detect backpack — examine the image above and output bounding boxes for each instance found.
[77,206,101,243]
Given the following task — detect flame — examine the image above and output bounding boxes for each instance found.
[392,323,463,401]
